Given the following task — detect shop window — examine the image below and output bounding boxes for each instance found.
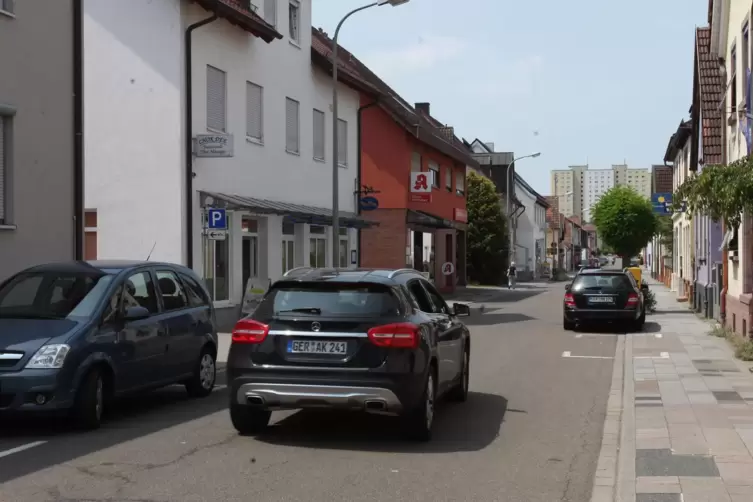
[310,235,326,268]
[281,239,295,273]
[203,213,231,302]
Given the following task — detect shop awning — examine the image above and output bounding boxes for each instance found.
[407,210,468,231]
[199,191,377,229]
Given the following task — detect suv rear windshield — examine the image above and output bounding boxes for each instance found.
[571,273,633,292]
[255,282,401,318]
[0,271,113,320]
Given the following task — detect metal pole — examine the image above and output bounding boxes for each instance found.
[331,3,377,270]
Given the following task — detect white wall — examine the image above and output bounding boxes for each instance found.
[84,0,185,263]
[514,179,545,272]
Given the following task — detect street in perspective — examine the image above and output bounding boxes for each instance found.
[5,0,753,501]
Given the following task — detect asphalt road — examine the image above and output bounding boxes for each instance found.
[0,281,621,502]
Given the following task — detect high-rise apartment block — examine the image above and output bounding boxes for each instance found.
[550,164,651,223]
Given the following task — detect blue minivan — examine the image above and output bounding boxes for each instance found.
[0,260,218,429]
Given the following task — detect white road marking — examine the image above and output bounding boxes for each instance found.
[634,352,669,359]
[0,441,47,459]
[561,351,614,359]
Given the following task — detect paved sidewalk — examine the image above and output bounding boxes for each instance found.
[593,274,753,502]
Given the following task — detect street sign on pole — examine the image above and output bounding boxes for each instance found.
[206,208,227,229]
[206,230,227,241]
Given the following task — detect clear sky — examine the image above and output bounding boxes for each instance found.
[312,0,709,195]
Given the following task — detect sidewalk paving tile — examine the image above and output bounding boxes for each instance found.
[605,272,753,502]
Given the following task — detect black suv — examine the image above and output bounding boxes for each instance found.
[226,268,472,441]
[564,269,647,331]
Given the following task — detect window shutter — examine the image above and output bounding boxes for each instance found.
[337,119,347,166]
[0,118,5,221]
[264,0,276,25]
[313,109,325,160]
[246,82,263,140]
[206,66,226,131]
[411,152,421,172]
[285,98,299,153]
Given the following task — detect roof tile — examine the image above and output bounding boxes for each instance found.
[695,27,724,165]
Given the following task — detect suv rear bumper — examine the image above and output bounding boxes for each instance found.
[564,308,639,323]
[236,382,403,414]
[229,371,425,416]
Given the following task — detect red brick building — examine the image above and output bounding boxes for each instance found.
[311,29,477,292]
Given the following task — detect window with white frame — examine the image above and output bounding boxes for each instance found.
[203,212,231,302]
[337,119,347,167]
[288,0,300,43]
[0,115,9,224]
[338,227,349,268]
[1,0,15,15]
[313,109,325,160]
[206,65,226,132]
[428,161,439,188]
[285,97,300,153]
[282,221,296,273]
[246,81,263,142]
[411,152,421,172]
[309,225,326,268]
[455,169,465,196]
[263,0,276,26]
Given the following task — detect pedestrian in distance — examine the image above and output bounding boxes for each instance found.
[507,261,517,290]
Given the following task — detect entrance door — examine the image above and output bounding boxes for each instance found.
[242,236,258,291]
[413,231,423,271]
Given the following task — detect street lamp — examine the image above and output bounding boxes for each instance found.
[330,0,410,270]
[506,152,541,262]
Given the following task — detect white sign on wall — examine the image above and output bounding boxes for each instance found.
[410,172,432,193]
[194,134,234,158]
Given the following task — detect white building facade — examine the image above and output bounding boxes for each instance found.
[84,0,368,325]
[583,169,615,223]
[513,176,548,279]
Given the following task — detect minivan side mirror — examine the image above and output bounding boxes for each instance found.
[122,305,150,322]
[452,302,471,317]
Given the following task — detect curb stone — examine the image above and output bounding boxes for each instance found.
[589,335,627,502]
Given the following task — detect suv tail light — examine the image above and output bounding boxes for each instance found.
[564,293,575,307]
[626,292,639,309]
[367,323,419,349]
[232,319,269,344]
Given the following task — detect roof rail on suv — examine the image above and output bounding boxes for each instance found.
[387,268,421,279]
[282,266,313,277]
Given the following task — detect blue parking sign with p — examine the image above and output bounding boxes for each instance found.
[206,208,227,229]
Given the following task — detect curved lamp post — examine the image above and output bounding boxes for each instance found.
[330,0,410,270]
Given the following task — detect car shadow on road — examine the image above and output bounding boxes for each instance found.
[463,313,536,326]
[254,391,511,454]
[0,369,229,484]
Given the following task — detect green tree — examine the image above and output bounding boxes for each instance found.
[674,157,753,228]
[592,186,657,259]
[466,171,509,284]
[655,214,673,250]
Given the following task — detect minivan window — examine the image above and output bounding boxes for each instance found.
[255,282,401,318]
[571,274,633,292]
[0,271,113,320]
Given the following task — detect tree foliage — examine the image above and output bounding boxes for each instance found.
[674,157,753,228]
[655,214,673,249]
[592,186,657,259]
[466,171,509,284]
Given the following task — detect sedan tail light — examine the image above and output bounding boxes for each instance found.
[564,293,575,307]
[231,319,269,344]
[626,293,639,309]
[367,323,419,348]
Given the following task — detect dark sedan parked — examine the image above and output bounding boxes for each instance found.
[227,267,472,442]
[0,260,218,429]
[563,269,646,331]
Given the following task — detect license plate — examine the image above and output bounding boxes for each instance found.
[287,340,348,355]
[588,297,614,304]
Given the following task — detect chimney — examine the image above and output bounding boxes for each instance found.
[415,102,430,115]
[438,126,454,141]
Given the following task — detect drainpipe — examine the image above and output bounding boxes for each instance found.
[72,0,84,260]
[356,98,379,266]
[184,13,218,269]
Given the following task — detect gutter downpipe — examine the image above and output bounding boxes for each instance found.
[356,98,379,266]
[185,13,218,269]
[73,0,84,260]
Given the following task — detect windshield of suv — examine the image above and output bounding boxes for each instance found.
[0,271,113,320]
[256,282,401,317]
[571,274,633,292]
